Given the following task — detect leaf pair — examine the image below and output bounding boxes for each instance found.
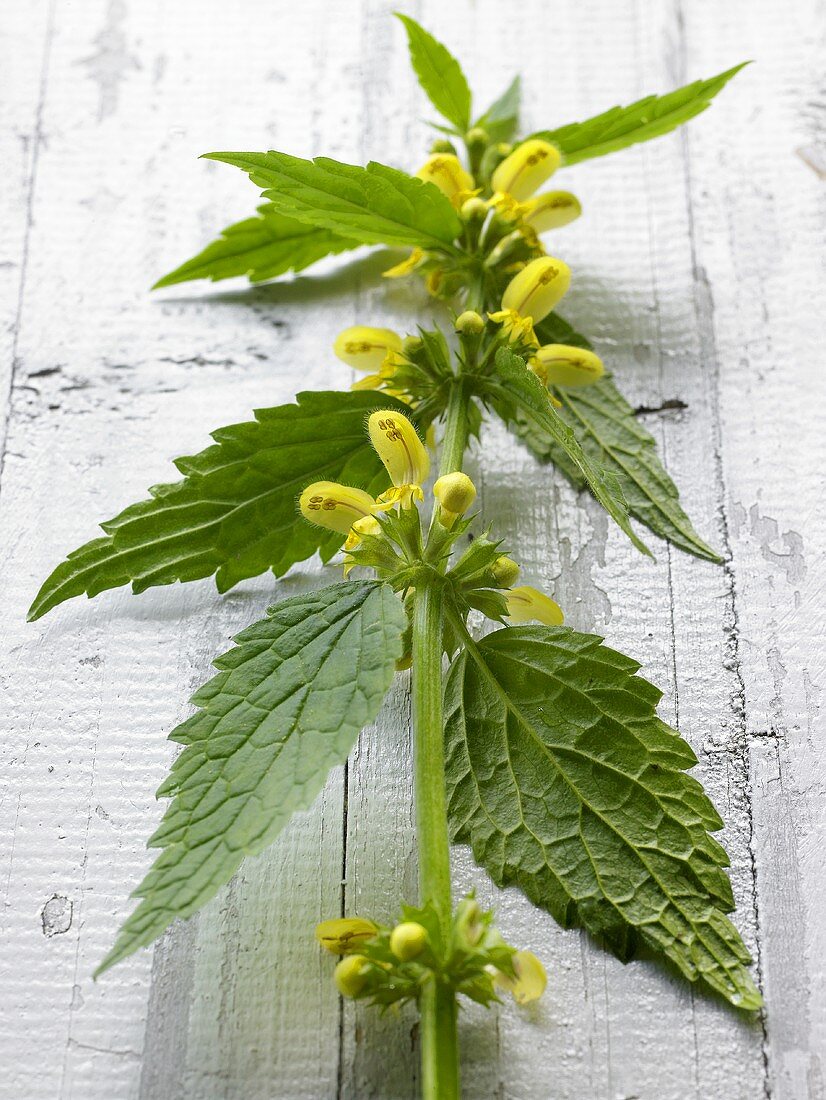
[97,578,760,1012]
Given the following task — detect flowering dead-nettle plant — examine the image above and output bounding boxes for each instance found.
[30,15,757,1097]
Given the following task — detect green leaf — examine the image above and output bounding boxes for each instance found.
[521,315,721,562]
[484,347,651,556]
[475,75,520,143]
[153,205,358,289]
[205,151,462,252]
[396,14,472,132]
[29,391,413,621]
[96,580,406,974]
[444,623,762,1010]
[532,63,748,166]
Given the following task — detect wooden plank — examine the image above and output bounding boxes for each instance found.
[681,4,826,1098]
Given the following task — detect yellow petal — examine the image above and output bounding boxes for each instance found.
[521,191,582,232]
[502,257,571,325]
[343,514,382,551]
[533,344,604,388]
[383,247,425,278]
[492,139,561,201]
[494,950,547,1004]
[489,308,538,347]
[416,154,475,205]
[316,917,378,954]
[367,411,429,491]
[299,481,378,536]
[333,326,402,372]
[505,585,564,626]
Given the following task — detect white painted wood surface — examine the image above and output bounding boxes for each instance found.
[1,1,823,1096]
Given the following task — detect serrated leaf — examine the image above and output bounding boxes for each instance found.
[475,75,520,143]
[29,391,413,621]
[444,623,762,1010]
[483,347,651,556]
[522,315,721,562]
[96,580,406,974]
[531,63,748,165]
[205,151,462,252]
[396,14,472,132]
[153,205,358,289]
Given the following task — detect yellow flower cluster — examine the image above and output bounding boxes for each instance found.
[299,409,430,548]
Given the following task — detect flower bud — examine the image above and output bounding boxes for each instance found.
[465,126,488,153]
[429,138,457,155]
[368,410,430,501]
[334,954,370,998]
[502,257,571,324]
[454,898,484,947]
[300,482,378,536]
[334,326,403,373]
[416,154,474,206]
[492,139,561,201]
[460,196,488,224]
[455,310,485,336]
[433,472,477,528]
[389,921,428,961]
[491,555,520,588]
[316,917,378,954]
[493,950,547,1005]
[522,191,582,232]
[505,585,564,626]
[533,344,604,388]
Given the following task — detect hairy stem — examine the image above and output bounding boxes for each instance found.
[439,379,470,477]
[408,381,473,1098]
[412,581,458,1099]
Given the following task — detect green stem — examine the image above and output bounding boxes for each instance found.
[412,581,458,1100]
[409,366,475,1097]
[439,380,469,477]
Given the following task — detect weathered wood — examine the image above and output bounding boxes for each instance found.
[1,1,822,1097]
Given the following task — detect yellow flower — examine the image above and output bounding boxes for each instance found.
[333,326,403,373]
[532,344,604,388]
[316,917,378,954]
[492,139,561,201]
[488,190,526,223]
[416,154,475,207]
[389,922,428,961]
[433,471,477,528]
[505,585,564,626]
[521,191,582,233]
[368,410,429,509]
[343,514,382,552]
[488,308,537,347]
[334,955,371,998]
[493,950,547,1005]
[299,481,378,536]
[502,256,571,325]
[383,247,425,278]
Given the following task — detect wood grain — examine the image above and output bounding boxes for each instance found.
[1,1,822,1097]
